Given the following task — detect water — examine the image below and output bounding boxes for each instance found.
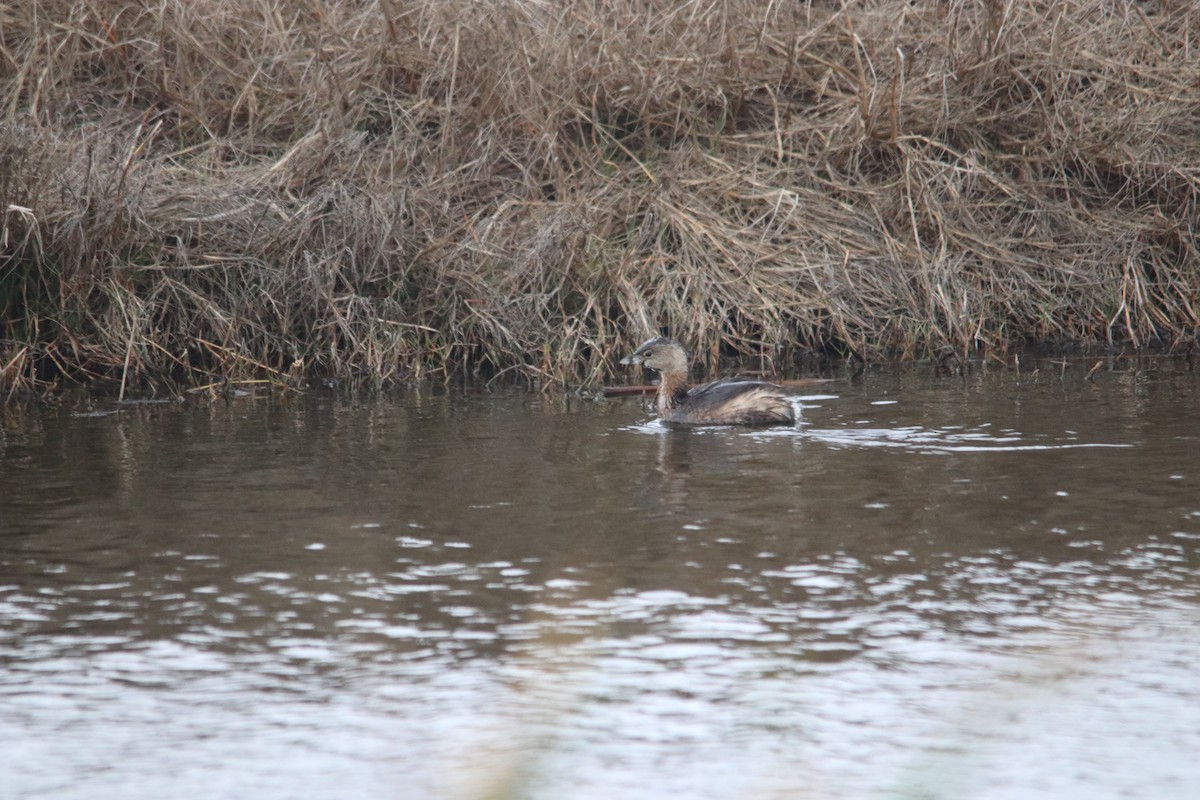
[2,358,1199,799]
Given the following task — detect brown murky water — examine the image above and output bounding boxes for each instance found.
[3,357,1200,799]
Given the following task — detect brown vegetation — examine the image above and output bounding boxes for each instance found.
[2,0,1199,396]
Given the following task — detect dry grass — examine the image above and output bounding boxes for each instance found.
[2,0,1199,396]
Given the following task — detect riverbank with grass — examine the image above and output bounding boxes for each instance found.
[2,0,1199,397]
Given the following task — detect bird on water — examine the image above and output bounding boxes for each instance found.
[619,337,796,426]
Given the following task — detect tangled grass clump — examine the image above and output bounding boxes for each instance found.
[2,0,1200,396]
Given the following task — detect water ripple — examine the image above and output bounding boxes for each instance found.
[798,424,1132,453]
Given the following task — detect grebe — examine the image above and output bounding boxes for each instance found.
[620,337,795,425]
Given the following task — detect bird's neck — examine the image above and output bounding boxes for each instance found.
[657,368,689,413]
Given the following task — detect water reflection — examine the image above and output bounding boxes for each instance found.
[2,359,1199,799]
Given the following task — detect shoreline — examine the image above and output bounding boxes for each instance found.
[3,1,1199,397]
